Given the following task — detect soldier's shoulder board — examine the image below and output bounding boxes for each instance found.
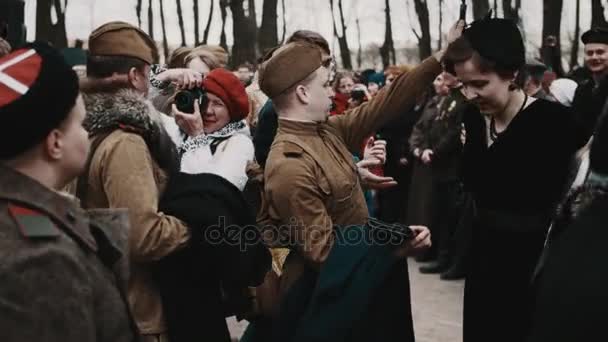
[8,204,60,239]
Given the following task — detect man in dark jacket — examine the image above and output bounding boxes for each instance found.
[410,74,469,278]
[0,43,136,341]
[572,27,608,139]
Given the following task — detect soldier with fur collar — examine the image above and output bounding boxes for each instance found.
[77,22,201,341]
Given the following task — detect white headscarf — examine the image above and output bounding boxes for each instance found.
[550,78,578,107]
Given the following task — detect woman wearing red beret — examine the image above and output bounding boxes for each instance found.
[166,68,254,191]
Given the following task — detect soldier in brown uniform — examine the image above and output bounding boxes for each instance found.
[0,43,136,341]
[257,22,464,341]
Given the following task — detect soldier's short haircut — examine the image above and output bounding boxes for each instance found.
[86,55,148,78]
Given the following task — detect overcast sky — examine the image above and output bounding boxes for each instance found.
[24,0,597,63]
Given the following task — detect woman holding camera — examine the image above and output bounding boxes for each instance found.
[156,68,268,342]
[443,17,588,342]
[165,68,254,191]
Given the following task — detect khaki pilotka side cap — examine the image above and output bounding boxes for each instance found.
[88,21,159,64]
[258,42,331,99]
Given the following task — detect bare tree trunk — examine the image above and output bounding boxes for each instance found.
[193,0,199,44]
[52,0,68,48]
[230,0,258,67]
[258,0,278,55]
[35,0,51,42]
[472,0,490,20]
[356,18,362,69]
[176,0,186,46]
[36,0,68,48]
[592,0,608,28]
[502,0,521,23]
[380,0,396,69]
[159,0,169,61]
[148,0,154,40]
[570,0,581,70]
[330,0,352,69]
[280,0,286,43]
[203,0,215,44]
[541,0,564,77]
[438,0,443,50]
[136,0,143,27]
[0,0,26,47]
[412,0,432,61]
[219,0,228,51]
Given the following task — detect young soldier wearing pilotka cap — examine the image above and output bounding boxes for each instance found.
[78,21,197,342]
[256,21,464,341]
[0,42,136,341]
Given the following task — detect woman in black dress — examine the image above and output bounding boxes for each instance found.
[443,18,588,342]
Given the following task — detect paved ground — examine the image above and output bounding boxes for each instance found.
[410,259,464,342]
[228,258,465,342]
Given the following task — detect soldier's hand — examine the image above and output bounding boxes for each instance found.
[435,20,465,61]
[393,225,432,258]
[356,159,397,190]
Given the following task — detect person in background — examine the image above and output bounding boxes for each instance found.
[410,71,467,279]
[366,71,385,97]
[444,17,588,342]
[407,74,444,262]
[572,27,608,139]
[246,56,270,133]
[198,44,229,68]
[550,78,578,107]
[332,71,356,115]
[375,64,417,226]
[236,62,254,86]
[166,46,193,69]
[523,59,556,101]
[384,65,412,87]
[0,42,136,342]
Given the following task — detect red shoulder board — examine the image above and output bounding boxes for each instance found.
[8,204,60,239]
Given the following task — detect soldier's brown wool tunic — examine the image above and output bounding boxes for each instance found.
[262,57,442,292]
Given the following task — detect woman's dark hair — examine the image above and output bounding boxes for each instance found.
[443,36,524,89]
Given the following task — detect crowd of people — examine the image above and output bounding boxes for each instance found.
[0,13,607,342]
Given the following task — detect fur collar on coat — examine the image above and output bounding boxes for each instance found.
[80,78,180,174]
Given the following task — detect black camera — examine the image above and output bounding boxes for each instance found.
[174,88,208,114]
